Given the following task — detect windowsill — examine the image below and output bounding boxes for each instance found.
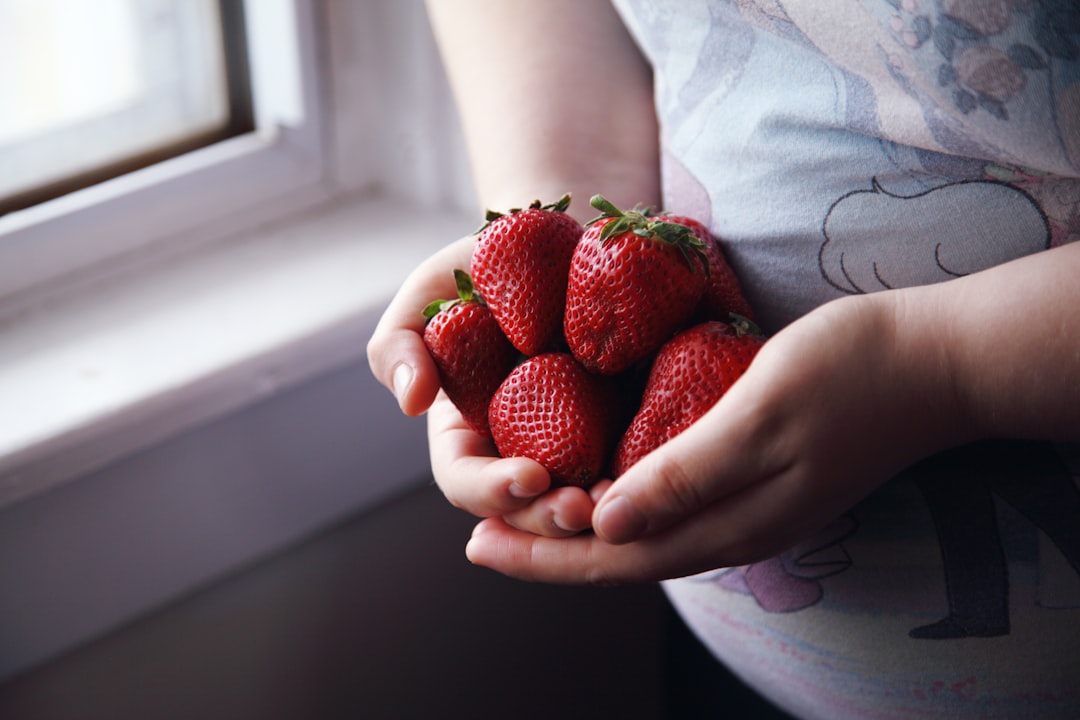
[0,191,472,511]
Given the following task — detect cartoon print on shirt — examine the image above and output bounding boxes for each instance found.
[983,163,1080,247]
[907,441,1080,639]
[696,515,859,613]
[819,173,1080,639]
[818,177,1050,294]
[881,0,1080,171]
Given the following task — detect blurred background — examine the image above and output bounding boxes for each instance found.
[0,1,785,717]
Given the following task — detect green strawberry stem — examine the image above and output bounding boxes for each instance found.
[422,269,483,320]
[543,193,573,213]
[729,313,763,337]
[587,195,710,276]
[474,193,573,234]
[588,194,623,220]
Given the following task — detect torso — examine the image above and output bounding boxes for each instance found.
[613,1,1080,716]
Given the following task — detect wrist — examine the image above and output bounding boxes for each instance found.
[903,243,1080,444]
[881,285,983,453]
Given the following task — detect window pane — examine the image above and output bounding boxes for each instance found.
[0,0,237,208]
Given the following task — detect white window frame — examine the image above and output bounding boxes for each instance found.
[0,0,477,510]
[0,0,328,313]
[0,0,484,684]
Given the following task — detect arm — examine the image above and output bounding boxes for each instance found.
[937,240,1080,441]
[367,0,660,533]
[424,0,659,219]
[465,240,1080,583]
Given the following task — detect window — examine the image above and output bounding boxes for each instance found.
[0,0,254,216]
[0,0,324,312]
[0,0,475,509]
[0,0,477,683]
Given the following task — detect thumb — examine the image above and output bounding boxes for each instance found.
[367,326,441,416]
[592,388,776,545]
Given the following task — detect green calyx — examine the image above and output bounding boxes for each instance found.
[728,313,763,338]
[422,269,483,320]
[587,195,710,276]
[474,193,573,234]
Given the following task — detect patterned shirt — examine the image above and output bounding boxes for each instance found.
[612,1,1080,717]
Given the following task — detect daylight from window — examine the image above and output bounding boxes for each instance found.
[0,0,230,203]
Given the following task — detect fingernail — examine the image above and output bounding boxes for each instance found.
[466,529,495,565]
[552,512,575,533]
[509,481,541,499]
[596,496,647,544]
[553,514,588,534]
[392,363,413,402]
[465,536,486,565]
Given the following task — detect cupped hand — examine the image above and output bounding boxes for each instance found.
[366,235,596,536]
[425,386,598,535]
[465,289,973,584]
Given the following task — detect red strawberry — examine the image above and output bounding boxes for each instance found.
[488,352,616,487]
[564,196,709,375]
[423,270,520,436]
[471,194,583,356]
[661,214,756,322]
[611,318,765,477]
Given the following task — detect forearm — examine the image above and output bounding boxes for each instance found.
[425,0,660,220]
[897,241,1080,444]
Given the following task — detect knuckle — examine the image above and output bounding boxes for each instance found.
[581,543,635,587]
[584,561,624,588]
[645,450,706,516]
[364,334,386,382]
[441,489,467,512]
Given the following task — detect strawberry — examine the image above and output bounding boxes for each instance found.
[423,270,520,436]
[488,352,617,487]
[611,318,765,477]
[471,194,583,356]
[661,214,756,322]
[564,196,709,375]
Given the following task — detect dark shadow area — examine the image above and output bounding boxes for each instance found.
[0,482,788,719]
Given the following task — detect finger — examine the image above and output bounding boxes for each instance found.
[466,516,736,585]
[427,393,553,517]
[592,369,788,545]
[589,479,614,504]
[366,236,475,415]
[468,467,822,585]
[502,485,596,537]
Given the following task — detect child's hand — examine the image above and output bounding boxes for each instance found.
[464,289,971,583]
[367,236,596,537]
[425,386,599,536]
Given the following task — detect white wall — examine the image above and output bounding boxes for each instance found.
[0,327,432,681]
[0,0,478,681]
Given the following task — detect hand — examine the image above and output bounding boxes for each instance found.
[465,290,971,584]
[380,0,659,539]
[366,236,597,537]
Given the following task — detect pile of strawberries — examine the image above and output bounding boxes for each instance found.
[422,194,765,488]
